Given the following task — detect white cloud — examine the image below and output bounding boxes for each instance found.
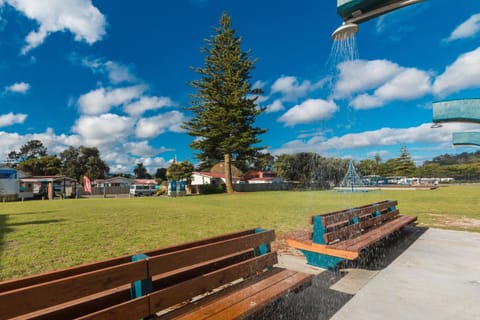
[4,82,30,94]
[72,113,134,147]
[264,99,284,113]
[278,99,338,126]
[333,60,402,98]
[272,122,479,156]
[271,76,324,101]
[445,13,480,42]
[135,111,187,139]
[350,68,432,109]
[77,85,146,115]
[0,112,27,127]
[82,58,136,84]
[0,0,107,54]
[124,96,176,116]
[433,47,480,97]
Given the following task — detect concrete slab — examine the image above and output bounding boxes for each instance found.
[331,228,480,320]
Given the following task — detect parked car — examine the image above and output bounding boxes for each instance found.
[129,184,156,196]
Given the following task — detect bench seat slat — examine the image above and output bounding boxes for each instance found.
[191,270,313,320]
[330,215,417,251]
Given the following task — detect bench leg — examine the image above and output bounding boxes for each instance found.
[299,249,345,270]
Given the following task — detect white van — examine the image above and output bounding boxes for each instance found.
[129,184,156,196]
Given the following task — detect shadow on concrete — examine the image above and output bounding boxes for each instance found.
[341,225,428,270]
[249,271,353,320]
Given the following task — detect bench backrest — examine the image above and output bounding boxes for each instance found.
[311,200,399,245]
[0,228,276,320]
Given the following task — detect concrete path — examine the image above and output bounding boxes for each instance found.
[331,228,480,320]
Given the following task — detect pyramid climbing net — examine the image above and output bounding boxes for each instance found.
[339,160,367,191]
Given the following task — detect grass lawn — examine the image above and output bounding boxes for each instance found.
[1,184,479,280]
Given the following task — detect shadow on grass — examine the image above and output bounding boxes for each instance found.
[0,216,65,261]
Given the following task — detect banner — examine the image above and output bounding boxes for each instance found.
[83,175,92,193]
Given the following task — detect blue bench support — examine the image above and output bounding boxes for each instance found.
[130,254,152,299]
[255,228,271,256]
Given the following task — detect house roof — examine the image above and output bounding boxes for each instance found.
[194,172,243,180]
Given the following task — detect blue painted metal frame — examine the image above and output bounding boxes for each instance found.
[130,254,152,299]
[254,228,271,256]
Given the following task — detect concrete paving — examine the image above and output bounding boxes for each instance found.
[331,228,480,320]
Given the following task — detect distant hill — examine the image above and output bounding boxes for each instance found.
[425,150,480,166]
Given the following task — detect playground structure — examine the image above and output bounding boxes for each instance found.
[332,0,424,40]
[432,99,480,147]
[338,160,368,192]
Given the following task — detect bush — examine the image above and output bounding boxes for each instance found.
[198,184,226,194]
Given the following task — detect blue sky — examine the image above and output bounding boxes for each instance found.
[0,0,479,174]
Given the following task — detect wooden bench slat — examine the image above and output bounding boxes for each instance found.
[75,296,150,320]
[148,230,275,276]
[323,210,400,244]
[0,260,147,320]
[149,252,278,315]
[331,215,417,251]
[201,271,314,320]
[321,200,397,227]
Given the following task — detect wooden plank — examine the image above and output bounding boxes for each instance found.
[321,200,397,227]
[75,296,150,320]
[200,271,314,320]
[323,210,400,244]
[12,288,131,320]
[170,269,312,320]
[286,238,359,260]
[149,253,278,314]
[148,230,275,276]
[331,215,417,251]
[0,229,257,293]
[0,260,147,320]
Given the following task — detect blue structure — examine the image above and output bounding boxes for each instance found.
[432,99,480,147]
[338,160,367,192]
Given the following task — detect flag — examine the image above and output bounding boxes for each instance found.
[83,175,92,193]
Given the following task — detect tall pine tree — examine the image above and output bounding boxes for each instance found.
[183,12,266,193]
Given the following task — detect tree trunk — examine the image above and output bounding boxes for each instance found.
[224,153,234,193]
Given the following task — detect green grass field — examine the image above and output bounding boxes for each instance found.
[1,185,479,280]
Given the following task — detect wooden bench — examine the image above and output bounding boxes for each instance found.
[0,228,312,320]
[287,200,417,270]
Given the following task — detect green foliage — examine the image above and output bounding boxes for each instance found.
[274,152,348,188]
[16,155,61,176]
[198,183,226,194]
[7,140,47,165]
[59,146,109,181]
[167,161,194,183]
[133,163,150,179]
[183,12,266,172]
[155,168,168,181]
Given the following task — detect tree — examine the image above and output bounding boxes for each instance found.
[59,146,109,181]
[155,168,168,181]
[183,12,266,193]
[8,140,47,165]
[167,161,195,183]
[133,163,150,179]
[17,155,61,176]
[394,146,416,177]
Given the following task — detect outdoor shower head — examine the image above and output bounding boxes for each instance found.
[332,0,424,40]
[331,22,359,40]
